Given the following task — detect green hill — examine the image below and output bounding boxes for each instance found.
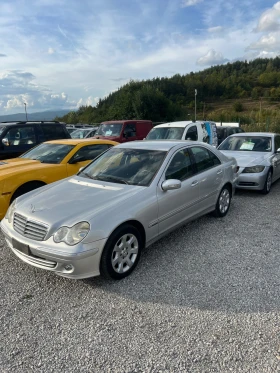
[57,57,280,132]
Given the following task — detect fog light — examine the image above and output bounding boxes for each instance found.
[64,264,74,272]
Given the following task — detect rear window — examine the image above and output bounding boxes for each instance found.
[40,124,67,140]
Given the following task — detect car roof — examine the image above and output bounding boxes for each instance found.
[228,132,278,137]
[45,139,118,146]
[0,121,64,126]
[116,140,209,151]
[101,120,151,124]
[153,121,204,128]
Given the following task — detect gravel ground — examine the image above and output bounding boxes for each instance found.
[0,183,280,373]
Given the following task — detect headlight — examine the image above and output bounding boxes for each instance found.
[53,222,90,246]
[242,166,265,173]
[5,200,16,224]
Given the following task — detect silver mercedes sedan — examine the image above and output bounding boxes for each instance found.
[1,141,237,280]
[218,132,280,194]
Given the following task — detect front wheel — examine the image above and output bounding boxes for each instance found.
[261,170,272,195]
[212,185,231,218]
[100,224,143,280]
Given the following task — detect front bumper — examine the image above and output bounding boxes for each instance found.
[0,219,107,279]
[236,168,268,190]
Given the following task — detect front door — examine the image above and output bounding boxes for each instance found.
[1,125,37,159]
[157,148,200,236]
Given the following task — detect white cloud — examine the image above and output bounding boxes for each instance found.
[248,32,280,51]
[255,2,280,32]
[181,0,203,7]
[208,26,224,33]
[196,49,228,66]
[76,96,99,107]
[48,47,55,54]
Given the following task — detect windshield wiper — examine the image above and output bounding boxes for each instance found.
[93,175,129,185]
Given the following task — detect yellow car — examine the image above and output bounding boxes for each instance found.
[0,139,118,220]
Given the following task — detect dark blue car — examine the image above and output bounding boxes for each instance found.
[0,121,71,160]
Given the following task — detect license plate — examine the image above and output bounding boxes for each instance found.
[12,239,30,256]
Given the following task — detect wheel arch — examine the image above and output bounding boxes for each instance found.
[11,180,47,204]
[108,219,146,247]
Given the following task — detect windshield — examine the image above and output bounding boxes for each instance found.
[95,123,123,136]
[146,127,184,140]
[79,148,167,186]
[0,126,6,136]
[21,143,75,163]
[218,136,272,152]
[71,129,92,138]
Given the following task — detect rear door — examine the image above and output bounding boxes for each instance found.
[189,146,224,211]
[40,123,69,141]
[157,147,200,235]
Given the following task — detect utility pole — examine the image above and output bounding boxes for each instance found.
[24,103,28,121]
[194,89,197,121]
[259,97,262,124]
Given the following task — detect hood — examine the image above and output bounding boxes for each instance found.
[0,158,60,179]
[219,151,270,168]
[93,135,121,141]
[15,175,145,229]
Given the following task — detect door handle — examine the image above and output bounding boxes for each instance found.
[191,180,199,187]
[217,170,223,175]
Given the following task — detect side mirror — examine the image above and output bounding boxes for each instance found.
[2,138,9,146]
[161,179,181,191]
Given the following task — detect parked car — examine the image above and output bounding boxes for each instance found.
[217,126,244,145]
[66,124,99,134]
[94,120,153,143]
[145,121,218,147]
[1,140,237,280]
[70,127,98,139]
[218,132,280,194]
[0,139,118,220]
[0,121,71,160]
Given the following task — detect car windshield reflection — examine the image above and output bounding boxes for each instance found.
[219,136,272,152]
[79,148,167,186]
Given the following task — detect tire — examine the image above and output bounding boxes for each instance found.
[261,170,272,195]
[100,224,143,280]
[11,182,45,204]
[212,185,231,218]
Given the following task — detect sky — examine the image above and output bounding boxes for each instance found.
[0,0,279,114]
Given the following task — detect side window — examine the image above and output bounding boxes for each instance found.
[40,124,66,140]
[228,128,235,136]
[5,126,36,146]
[274,136,280,152]
[185,126,198,141]
[190,146,220,172]
[70,144,110,162]
[124,123,136,138]
[166,149,193,181]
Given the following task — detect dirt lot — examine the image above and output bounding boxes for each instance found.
[1,184,280,372]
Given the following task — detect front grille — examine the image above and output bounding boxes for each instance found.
[13,213,49,241]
